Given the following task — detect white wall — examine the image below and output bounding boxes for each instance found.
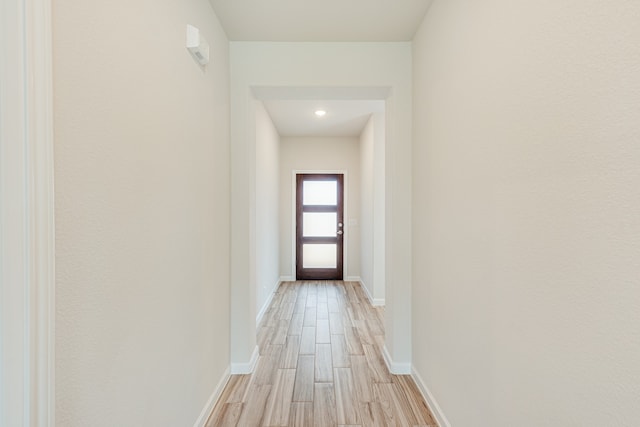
[279,137,361,280]
[53,0,231,425]
[360,119,374,294]
[359,113,386,304]
[230,42,413,368]
[255,102,281,319]
[412,1,640,426]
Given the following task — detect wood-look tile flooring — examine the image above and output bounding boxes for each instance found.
[206,281,437,427]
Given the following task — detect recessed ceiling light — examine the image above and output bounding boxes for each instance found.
[315,110,327,117]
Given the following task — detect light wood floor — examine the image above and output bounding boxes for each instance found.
[206,281,437,427]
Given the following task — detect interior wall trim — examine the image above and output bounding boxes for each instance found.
[230,346,259,375]
[193,367,231,427]
[411,366,451,427]
[0,0,55,424]
[353,277,385,307]
[256,279,281,326]
[382,345,411,375]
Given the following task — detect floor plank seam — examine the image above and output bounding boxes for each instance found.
[206,281,437,427]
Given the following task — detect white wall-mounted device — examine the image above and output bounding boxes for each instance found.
[186,24,210,65]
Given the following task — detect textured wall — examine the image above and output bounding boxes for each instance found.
[412,1,640,425]
[255,102,281,316]
[53,0,230,425]
[359,113,386,303]
[360,118,375,295]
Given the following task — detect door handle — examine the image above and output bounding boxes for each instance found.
[337,230,343,235]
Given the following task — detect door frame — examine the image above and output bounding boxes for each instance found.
[291,170,348,280]
[295,173,344,280]
[0,0,56,424]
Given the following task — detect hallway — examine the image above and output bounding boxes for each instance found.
[207,281,436,426]
[5,0,640,424]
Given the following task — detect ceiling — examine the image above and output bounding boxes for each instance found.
[209,0,433,42]
[255,87,388,137]
[210,1,424,137]
[263,99,385,137]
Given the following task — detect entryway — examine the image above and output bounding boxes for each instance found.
[296,174,344,280]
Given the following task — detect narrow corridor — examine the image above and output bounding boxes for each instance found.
[207,281,436,426]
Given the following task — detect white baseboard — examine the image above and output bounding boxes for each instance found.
[193,366,231,427]
[382,345,411,375]
[256,279,281,326]
[411,366,451,427]
[357,278,385,307]
[279,275,294,282]
[230,345,259,375]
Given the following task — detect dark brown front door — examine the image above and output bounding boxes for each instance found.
[296,174,344,280]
